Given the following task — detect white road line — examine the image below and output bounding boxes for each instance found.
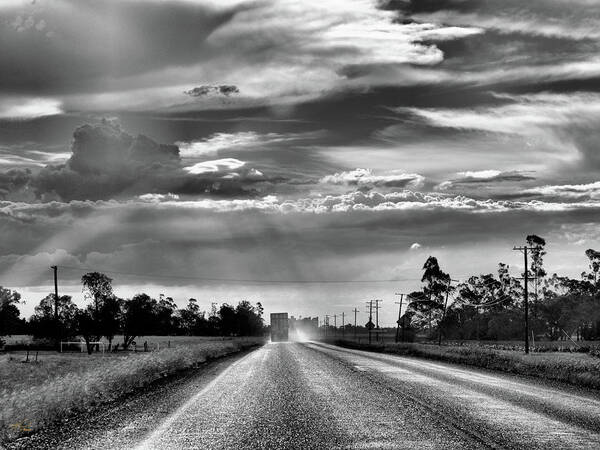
[133,350,260,450]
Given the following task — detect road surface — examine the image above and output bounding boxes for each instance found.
[13,342,600,449]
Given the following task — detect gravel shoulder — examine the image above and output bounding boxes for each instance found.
[4,348,260,450]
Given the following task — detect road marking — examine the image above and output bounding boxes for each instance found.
[133,350,260,450]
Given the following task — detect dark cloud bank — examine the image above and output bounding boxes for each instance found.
[2,121,264,201]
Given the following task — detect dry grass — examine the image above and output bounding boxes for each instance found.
[0,337,263,442]
[333,339,600,390]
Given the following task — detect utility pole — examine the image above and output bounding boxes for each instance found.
[514,245,535,354]
[366,301,373,344]
[341,312,345,338]
[374,299,382,342]
[394,293,404,343]
[353,307,359,341]
[51,266,59,351]
[333,314,337,336]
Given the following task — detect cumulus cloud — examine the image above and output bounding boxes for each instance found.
[89,189,598,215]
[410,242,421,250]
[0,169,31,198]
[184,158,264,180]
[0,121,270,201]
[320,168,425,189]
[523,181,600,201]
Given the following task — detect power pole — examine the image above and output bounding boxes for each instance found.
[353,307,359,341]
[341,312,345,338]
[366,301,373,344]
[374,299,382,342]
[333,314,337,336]
[51,265,59,351]
[394,293,404,343]
[514,245,535,354]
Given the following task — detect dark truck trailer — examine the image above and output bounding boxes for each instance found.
[270,312,289,342]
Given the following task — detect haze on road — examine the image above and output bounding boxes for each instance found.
[74,342,600,449]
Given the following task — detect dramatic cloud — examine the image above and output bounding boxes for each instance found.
[0,169,31,198]
[0,121,272,201]
[402,93,600,172]
[184,158,264,180]
[2,0,600,321]
[0,0,483,114]
[320,169,425,189]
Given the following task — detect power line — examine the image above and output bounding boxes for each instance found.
[56,265,422,285]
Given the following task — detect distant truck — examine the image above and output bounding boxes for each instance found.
[270,313,289,342]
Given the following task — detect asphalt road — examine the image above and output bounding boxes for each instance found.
[17,342,600,450]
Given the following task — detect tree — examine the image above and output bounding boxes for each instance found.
[455,274,501,340]
[584,249,600,287]
[121,294,157,349]
[407,256,451,336]
[178,298,204,335]
[235,301,264,336]
[219,303,237,336]
[81,272,114,349]
[98,296,122,350]
[74,307,96,355]
[0,287,22,346]
[81,272,113,314]
[156,295,177,335]
[526,234,546,321]
[29,294,78,341]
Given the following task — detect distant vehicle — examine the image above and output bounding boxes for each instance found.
[270,313,289,342]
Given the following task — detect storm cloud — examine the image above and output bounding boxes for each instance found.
[1,0,600,320]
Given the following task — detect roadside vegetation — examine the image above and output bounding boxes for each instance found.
[323,236,600,388]
[1,272,266,353]
[0,273,267,443]
[332,339,600,390]
[0,337,262,443]
[327,237,600,349]
[397,238,600,344]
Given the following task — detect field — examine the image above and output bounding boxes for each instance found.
[0,336,264,442]
[331,338,600,390]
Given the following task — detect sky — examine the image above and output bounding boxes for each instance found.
[1,0,600,325]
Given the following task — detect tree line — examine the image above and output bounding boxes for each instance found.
[0,272,265,353]
[404,236,600,342]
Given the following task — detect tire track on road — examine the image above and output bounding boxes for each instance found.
[307,342,600,449]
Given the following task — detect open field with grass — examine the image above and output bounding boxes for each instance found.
[330,339,600,391]
[0,336,264,443]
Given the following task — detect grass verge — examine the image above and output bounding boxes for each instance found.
[331,339,600,390]
[0,337,263,443]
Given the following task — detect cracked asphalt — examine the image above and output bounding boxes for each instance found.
[11,342,600,449]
